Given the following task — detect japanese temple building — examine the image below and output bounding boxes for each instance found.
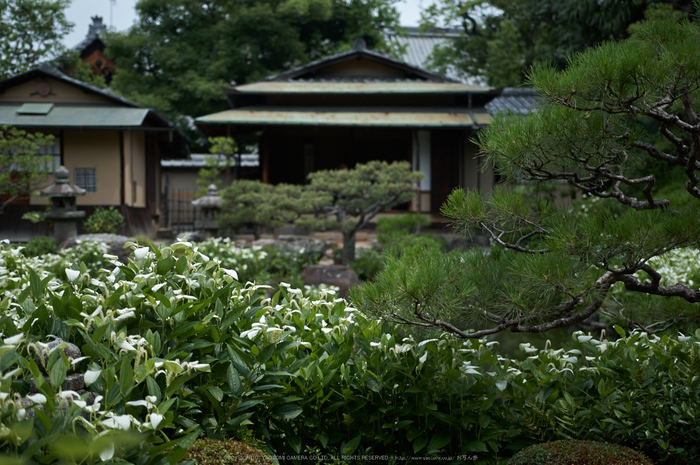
[196,40,500,214]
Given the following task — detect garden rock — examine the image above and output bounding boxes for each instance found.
[61,233,135,263]
[301,264,360,297]
[29,373,85,393]
[24,339,95,419]
[35,338,82,374]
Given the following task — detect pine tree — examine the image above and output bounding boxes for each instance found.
[352,15,700,337]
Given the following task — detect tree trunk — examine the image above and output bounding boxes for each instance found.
[341,230,356,266]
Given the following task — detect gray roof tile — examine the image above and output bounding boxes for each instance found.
[485,88,539,115]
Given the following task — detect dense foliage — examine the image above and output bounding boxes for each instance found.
[104,0,401,142]
[0,126,55,214]
[421,0,694,86]
[219,161,423,265]
[218,180,328,241]
[509,440,654,465]
[0,0,72,79]
[83,207,126,235]
[354,15,700,337]
[0,239,698,464]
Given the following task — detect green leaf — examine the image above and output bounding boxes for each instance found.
[207,385,224,402]
[120,357,134,395]
[273,403,303,419]
[227,345,250,377]
[48,356,67,389]
[430,410,459,426]
[288,435,301,454]
[613,325,626,338]
[227,364,242,396]
[175,256,188,274]
[463,440,489,452]
[413,435,428,453]
[28,269,42,301]
[168,447,187,465]
[426,430,452,453]
[258,344,275,364]
[343,435,362,455]
[365,375,381,393]
[157,256,177,275]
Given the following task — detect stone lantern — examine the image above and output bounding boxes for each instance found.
[192,184,222,239]
[40,166,86,243]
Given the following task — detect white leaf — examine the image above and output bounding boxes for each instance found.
[3,334,22,345]
[65,269,80,282]
[149,413,164,429]
[419,352,427,364]
[99,442,115,461]
[27,393,47,404]
[495,380,507,391]
[222,268,238,280]
[117,340,136,352]
[152,283,166,292]
[84,369,101,385]
[134,247,150,259]
[125,400,149,408]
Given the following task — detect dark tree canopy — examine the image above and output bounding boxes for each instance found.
[0,126,55,214]
[421,0,694,87]
[0,0,73,79]
[105,0,401,134]
[352,15,700,337]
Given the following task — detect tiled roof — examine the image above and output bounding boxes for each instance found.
[72,16,107,53]
[385,27,481,85]
[485,88,539,115]
[261,38,457,84]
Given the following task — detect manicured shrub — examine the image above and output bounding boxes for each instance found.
[350,247,383,280]
[376,213,445,252]
[20,236,59,257]
[509,440,653,465]
[184,438,273,465]
[83,206,125,234]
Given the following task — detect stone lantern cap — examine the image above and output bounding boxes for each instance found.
[40,166,86,198]
[192,184,222,208]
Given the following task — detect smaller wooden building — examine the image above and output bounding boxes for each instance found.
[71,16,116,84]
[0,63,187,240]
[196,40,498,214]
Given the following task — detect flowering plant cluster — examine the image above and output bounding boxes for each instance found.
[0,239,697,464]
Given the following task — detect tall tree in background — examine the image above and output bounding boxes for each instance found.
[0,0,73,79]
[105,0,400,142]
[421,0,694,87]
[0,126,55,214]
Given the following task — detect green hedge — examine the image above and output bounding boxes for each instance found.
[0,239,698,464]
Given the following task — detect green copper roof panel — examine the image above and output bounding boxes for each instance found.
[0,105,150,127]
[233,81,492,94]
[197,106,491,127]
[16,103,54,115]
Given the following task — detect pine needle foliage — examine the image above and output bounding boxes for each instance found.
[352,14,700,337]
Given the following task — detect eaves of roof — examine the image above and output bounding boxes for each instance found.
[196,106,492,128]
[229,81,492,94]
